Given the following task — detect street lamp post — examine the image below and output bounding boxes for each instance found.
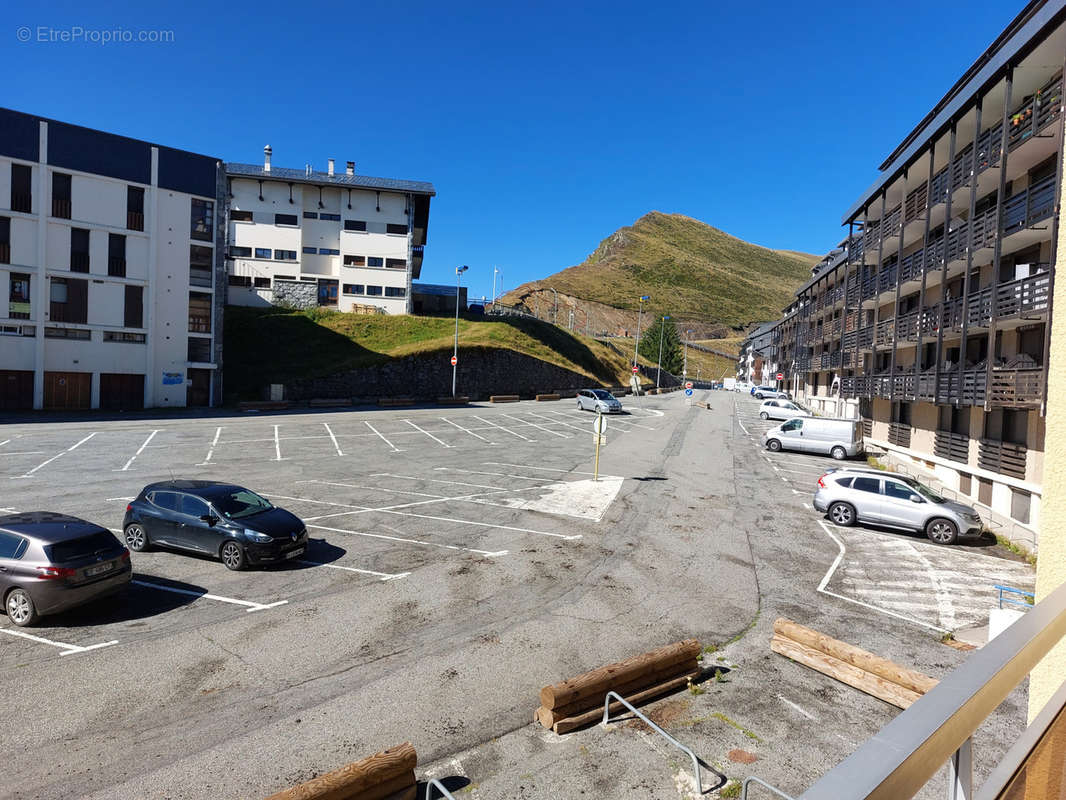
[491,266,499,307]
[633,295,649,369]
[656,315,670,388]
[453,265,468,398]
[683,329,692,377]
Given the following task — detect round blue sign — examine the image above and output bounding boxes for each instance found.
[684,388,693,396]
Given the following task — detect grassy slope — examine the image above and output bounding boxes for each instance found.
[224,307,654,400]
[504,212,815,328]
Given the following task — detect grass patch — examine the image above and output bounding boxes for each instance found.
[865,455,888,470]
[709,712,762,743]
[719,781,742,798]
[994,534,1037,566]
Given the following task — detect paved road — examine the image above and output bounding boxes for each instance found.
[0,393,1034,799]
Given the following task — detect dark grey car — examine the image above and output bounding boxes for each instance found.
[0,512,131,627]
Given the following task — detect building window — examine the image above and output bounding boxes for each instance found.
[190,245,213,287]
[229,246,252,258]
[228,275,252,287]
[1011,489,1031,525]
[274,249,297,261]
[0,323,34,336]
[366,285,383,296]
[302,247,317,255]
[255,247,272,259]
[70,228,90,273]
[187,337,212,362]
[188,291,212,333]
[320,213,340,222]
[124,285,143,328]
[191,198,214,241]
[343,255,365,267]
[385,286,406,298]
[342,284,364,295]
[11,164,32,214]
[127,186,144,231]
[45,326,90,340]
[104,331,146,343]
[303,211,318,219]
[231,209,253,223]
[386,223,408,235]
[109,233,127,277]
[320,248,339,256]
[274,213,298,226]
[386,258,407,269]
[344,219,367,232]
[9,272,30,319]
[0,216,9,264]
[367,256,383,267]
[253,277,271,288]
[52,173,72,219]
[50,277,87,324]
[275,274,295,281]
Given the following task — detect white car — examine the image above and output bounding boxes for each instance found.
[735,381,753,394]
[576,389,623,413]
[759,398,811,421]
[752,385,789,400]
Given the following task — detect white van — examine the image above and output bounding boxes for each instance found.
[762,417,864,460]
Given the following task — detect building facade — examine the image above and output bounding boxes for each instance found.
[0,108,224,411]
[766,2,1066,548]
[224,150,433,315]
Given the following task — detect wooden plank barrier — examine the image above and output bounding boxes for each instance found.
[489,395,520,403]
[535,393,561,401]
[265,742,417,800]
[770,618,938,709]
[535,639,700,734]
[377,398,414,407]
[436,396,469,405]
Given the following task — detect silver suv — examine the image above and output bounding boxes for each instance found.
[813,467,983,544]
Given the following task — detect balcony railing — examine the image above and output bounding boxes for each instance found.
[896,310,919,341]
[978,438,1027,479]
[69,253,90,272]
[861,273,877,300]
[887,421,912,448]
[1008,73,1063,151]
[877,264,898,293]
[52,197,71,219]
[107,256,126,278]
[933,430,969,463]
[874,318,894,348]
[127,211,144,232]
[11,192,32,214]
[843,326,873,351]
[0,242,9,264]
[903,182,927,226]
[1003,174,1056,234]
[996,270,1050,320]
[989,367,1044,408]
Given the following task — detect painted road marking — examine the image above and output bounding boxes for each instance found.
[376,473,510,492]
[365,420,401,452]
[296,560,409,580]
[273,425,284,461]
[0,626,118,656]
[527,411,597,435]
[484,462,607,477]
[474,415,533,442]
[441,417,494,444]
[198,426,223,466]
[16,432,97,478]
[436,466,555,483]
[323,422,344,456]
[307,523,507,557]
[777,694,818,721]
[403,418,453,448]
[503,413,569,438]
[118,429,160,471]
[132,579,288,613]
[736,417,750,436]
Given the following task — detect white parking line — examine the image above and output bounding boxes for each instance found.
[198,426,223,465]
[118,429,160,471]
[0,439,9,448]
[441,417,494,444]
[273,425,284,461]
[474,415,533,442]
[323,422,344,456]
[365,420,401,452]
[436,467,554,483]
[131,579,288,613]
[375,473,507,491]
[736,417,750,436]
[484,462,602,477]
[527,411,596,435]
[296,560,409,580]
[307,523,507,557]
[16,432,97,478]
[503,413,569,439]
[0,451,43,457]
[0,626,118,656]
[403,418,453,448]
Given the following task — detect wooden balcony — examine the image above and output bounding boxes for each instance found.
[934,430,969,463]
[989,367,1044,408]
[897,310,919,341]
[888,422,912,448]
[996,271,1050,321]
[874,318,894,348]
[978,439,1027,480]
[1007,73,1062,151]
[1003,174,1056,235]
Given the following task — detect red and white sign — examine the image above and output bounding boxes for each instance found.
[632,366,639,374]
[776,372,784,381]
[684,381,693,389]
[451,355,458,366]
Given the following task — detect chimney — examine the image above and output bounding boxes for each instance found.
[328,158,335,177]
[346,161,355,176]
[263,145,272,173]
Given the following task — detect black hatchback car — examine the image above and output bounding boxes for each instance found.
[122,481,307,570]
[1,512,131,627]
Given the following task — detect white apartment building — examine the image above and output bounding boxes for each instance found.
[224,149,434,313]
[0,108,224,411]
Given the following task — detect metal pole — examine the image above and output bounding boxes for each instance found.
[593,410,602,482]
[656,317,665,388]
[551,287,558,324]
[491,266,497,306]
[683,329,692,377]
[452,266,466,398]
[633,298,644,367]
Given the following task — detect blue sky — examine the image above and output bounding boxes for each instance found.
[4,0,1022,301]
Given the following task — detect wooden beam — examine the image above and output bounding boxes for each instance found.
[264,742,416,800]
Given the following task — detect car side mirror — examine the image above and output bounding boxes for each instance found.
[909,495,924,504]
[200,514,219,526]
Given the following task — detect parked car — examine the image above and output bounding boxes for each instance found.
[576,389,623,413]
[735,381,753,394]
[123,481,307,570]
[758,398,811,421]
[813,467,983,544]
[763,417,864,459]
[751,385,788,400]
[0,512,131,627]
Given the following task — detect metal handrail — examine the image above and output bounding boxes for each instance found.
[424,777,458,800]
[799,579,1066,799]
[742,776,798,799]
[601,690,713,794]
[995,584,1035,610]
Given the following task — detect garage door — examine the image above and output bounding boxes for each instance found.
[43,371,91,410]
[187,368,211,407]
[0,370,34,411]
[100,373,144,410]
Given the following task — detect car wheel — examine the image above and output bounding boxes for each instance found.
[926,518,959,545]
[828,502,856,527]
[759,411,770,419]
[830,446,847,460]
[6,588,39,627]
[766,438,782,452]
[755,393,764,400]
[124,523,150,552]
[220,540,246,571]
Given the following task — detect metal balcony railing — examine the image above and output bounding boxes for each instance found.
[989,367,1044,408]
[1003,174,1056,235]
[903,182,927,226]
[996,271,1050,320]
[874,318,894,348]
[52,197,71,219]
[896,310,919,341]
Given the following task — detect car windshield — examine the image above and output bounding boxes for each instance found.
[591,390,615,399]
[212,489,274,519]
[905,479,947,504]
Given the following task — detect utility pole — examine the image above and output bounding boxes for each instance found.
[491,266,499,307]
[656,315,670,388]
[633,295,649,368]
[452,265,468,397]
[683,329,692,377]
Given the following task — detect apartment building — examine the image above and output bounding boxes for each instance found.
[0,108,224,411]
[224,149,434,314]
[766,1,1066,547]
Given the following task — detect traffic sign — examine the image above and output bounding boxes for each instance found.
[593,415,609,435]
[684,388,693,397]
[684,381,693,389]
[451,355,458,366]
[632,366,639,374]
[776,372,784,380]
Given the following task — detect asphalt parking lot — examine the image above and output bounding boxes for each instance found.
[0,391,1037,799]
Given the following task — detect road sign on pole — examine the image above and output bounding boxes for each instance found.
[632,366,639,374]
[685,381,693,389]
[592,412,607,481]
[451,355,458,366]
[684,388,693,397]
[776,372,783,381]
